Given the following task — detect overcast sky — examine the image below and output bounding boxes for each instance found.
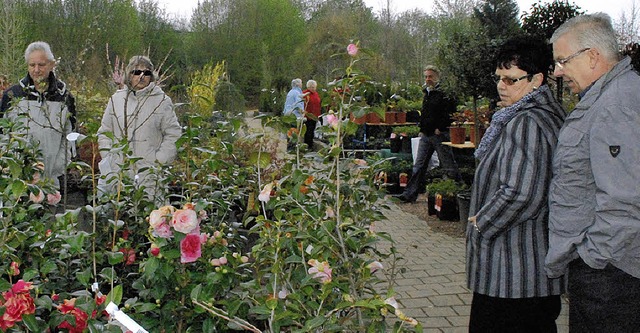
[157,0,634,20]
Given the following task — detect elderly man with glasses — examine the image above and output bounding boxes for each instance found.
[545,13,640,332]
[0,41,77,189]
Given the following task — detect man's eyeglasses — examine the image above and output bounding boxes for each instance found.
[492,74,532,86]
[131,69,153,77]
[554,48,590,69]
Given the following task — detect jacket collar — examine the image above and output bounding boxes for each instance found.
[575,56,632,112]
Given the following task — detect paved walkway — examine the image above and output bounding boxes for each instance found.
[376,202,569,332]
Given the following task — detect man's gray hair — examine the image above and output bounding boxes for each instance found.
[306,79,317,88]
[24,41,55,62]
[551,13,621,63]
[424,65,440,75]
[291,78,302,88]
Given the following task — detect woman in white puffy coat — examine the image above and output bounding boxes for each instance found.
[97,55,181,202]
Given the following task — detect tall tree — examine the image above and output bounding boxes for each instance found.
[0,0,26,81]
[474,0,520,40]
[615,0,640,46]
[521,0,583,100]
[521,0,583,41]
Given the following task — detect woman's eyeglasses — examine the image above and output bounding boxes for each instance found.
[492,74,532,86]
[130,69,153,77]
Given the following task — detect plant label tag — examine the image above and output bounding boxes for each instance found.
[435,194,442,212]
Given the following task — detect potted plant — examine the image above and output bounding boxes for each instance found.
[394,97,410,123]
[406,100,422,123]
[426,178,467,221]
[395,125,421,154]
[449,110,470,144]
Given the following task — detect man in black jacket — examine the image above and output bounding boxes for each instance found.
[396,65,460,203]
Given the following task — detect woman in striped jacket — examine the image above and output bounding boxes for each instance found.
[466,36,567,332]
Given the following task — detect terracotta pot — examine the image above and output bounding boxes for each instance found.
[449,126,466,144]
[395,112,407,123]
[368,113,382,124]
[469,125,486,145]
[350,113,367,125]
[384,112,395,124]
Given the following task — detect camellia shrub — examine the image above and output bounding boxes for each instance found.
[0,44,422,333]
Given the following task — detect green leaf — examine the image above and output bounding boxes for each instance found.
[21,314,41,331]
[40,260,57,275]
[107,251,124,265]
[144,257,159,278]
[0,280,11,292]
[76,268,92,286]
[22,268,38,281]
[304,316,327,330]
[135,302,158,312]
[190,284,203,300]
[11,180,26,198]
[106,285,123,306]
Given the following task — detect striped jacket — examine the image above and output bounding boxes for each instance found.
[466,85,566,298]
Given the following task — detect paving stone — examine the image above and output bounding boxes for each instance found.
[377,204,570,332]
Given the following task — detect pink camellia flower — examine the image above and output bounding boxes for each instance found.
[258,183,273,203]
[324,206,335,219]
[353,159,367,166]
[9,262,19,276]
[153,222,173,239]
[347,43,359,56]
[307,259,332,284]
[149,205,175,228]
[326,114,339,129]
[368,261,383,273]
[171,209,199,234]
[29,191,44,204]
[180,234,202,263]
[31,172,40,185]
[47,191,62,205]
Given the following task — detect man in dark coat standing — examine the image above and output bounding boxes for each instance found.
[395,65,460,203]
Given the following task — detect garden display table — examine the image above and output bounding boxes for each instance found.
[442,141,475,149]
[360,122,417,150]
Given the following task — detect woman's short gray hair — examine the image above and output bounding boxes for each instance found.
[291,78,302,88]
[24,41,55,62]
[551,13,621,63]
[125,55,157,84]
[306,79,317,88]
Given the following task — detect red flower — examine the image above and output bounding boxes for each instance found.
[57,299,89,333]
[0,280,35,330]
[180,234,202,263]
[119,248,136,265]
[95,294,107,306]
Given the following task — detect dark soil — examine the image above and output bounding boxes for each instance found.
[395,193,466,238]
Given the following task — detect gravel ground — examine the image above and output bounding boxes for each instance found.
[394,193,466,239]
